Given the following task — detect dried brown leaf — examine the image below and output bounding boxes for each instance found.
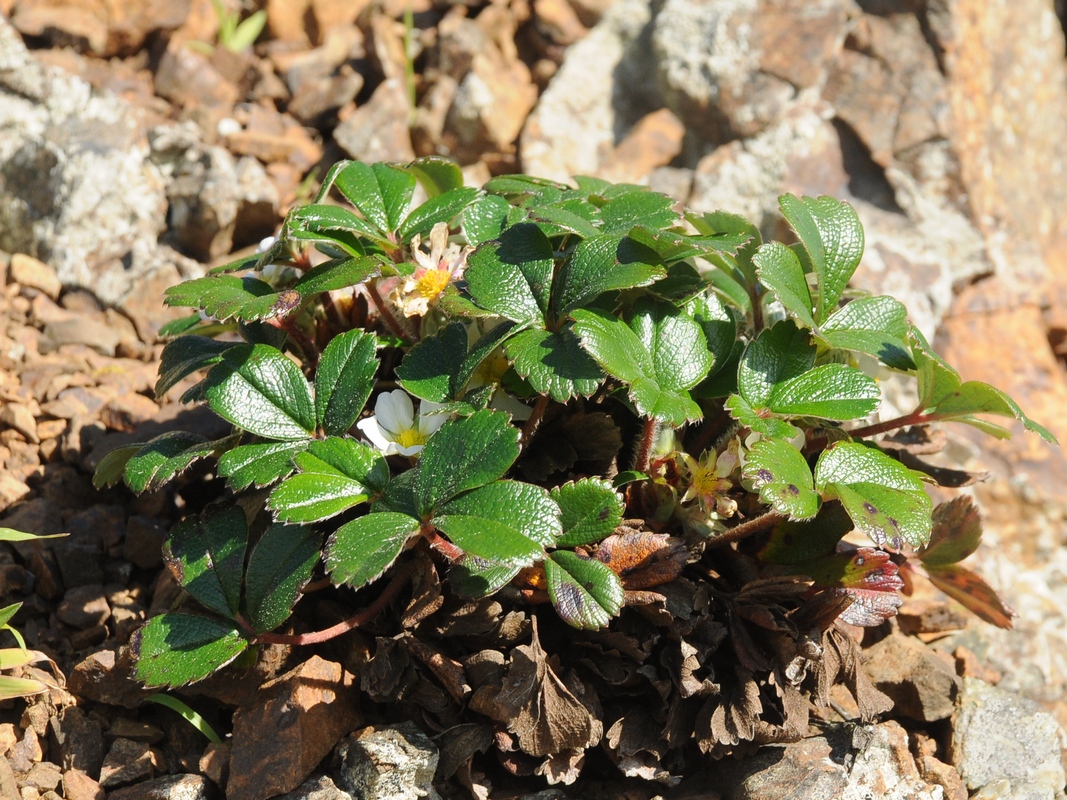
[604,714,671,782]
[593,531,690,590]
[536,749,586,785]
[401,551,444,629]
[814,624,893,722]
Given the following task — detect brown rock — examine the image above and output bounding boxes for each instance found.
[226,655,360,800]
[99,393,161,433]
[267,0,312,44]
[67,648,149,709]
[0,724,17,755]
[99,737,158,787]
[0,756,18,800]
[108,773,213,799]
[9,254,62,299]
[333,79,415,163]
[199,739,230,789]
[9,725,43,773]
[123,515,166,570]
[108,718,164,744]
[49,706,105,775]
[154,40,240,109]
[57,585,111,630]
[600,108,686,184]
[23,760,62,791]
[533,0,588,47]
[40,317,123,357]
[309,0,371,43]
[0,473,31,513]
[446,53,539,155]
[863,632,961,722]
[10,1,108,54]
[896,598,969,636]
[62,769,105,800]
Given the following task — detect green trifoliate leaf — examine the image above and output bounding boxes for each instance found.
[465,223,554,325]
[910,329,1055,442]
[204,344,316,441]
[688,209,762,288]
[753,240,816,329]
[156,336,236,398]
[290,255,384,298]
[124,432,218,494]
[572,301,711,425]
[815,441,932,548]
[778,194,864,325]
[818,296,913,369]
[243,524,321,634]
[402,155,465,196]
[326,512,420,588]
[597,188,680,234]
[92,444,142,489]
[463,195,513,245]
[544,551,624,630]
[315,329,378,436]
[416,410,521,514]
[743,438,820,519]
[135,614,248,688]
[552,479,624,547]
[217,440,308,490]
[164,503,248,619]
[449,557,521,597]
[506,327,604,402]
[334,161,416,234]
[724,395,800,440]
[692,294,738,374]
[552,235,666,315]
[398,187,480,242]
[284,204,383,249]
[432,480,560,564]
[268,438,386,523]
[164,276,275,322]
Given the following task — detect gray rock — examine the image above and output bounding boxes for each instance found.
[951,677,1066,800]
[338,722,441,800]
[277,774,354,800]
[0,17,171,306]
[334,79,416,164]
[863,632,961,722]
[107,774,217,800]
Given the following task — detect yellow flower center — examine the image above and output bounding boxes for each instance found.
[414,268,451,300]
[394,428,426,449]
[475,351,511,385]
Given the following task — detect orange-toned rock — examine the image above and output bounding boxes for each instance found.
[600,108,685,184]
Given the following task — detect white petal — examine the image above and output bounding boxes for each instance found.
[490,390,532,421]
[375,390,414,437]
[356,417,397,455]
[395,442,426,457]
[418,400,450,436]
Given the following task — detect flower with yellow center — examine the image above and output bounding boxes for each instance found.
[391,222,469,318]
[680,439,740,519]
[356,390,448,457]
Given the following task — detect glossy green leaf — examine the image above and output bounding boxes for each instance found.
[315,329,378,436]
[724,394,801,440]
[692,293,737,376]
[204,344,316,441]
[506,327,604,402]
[399,187,480,241]
[818,295,913,369]
[285,203,383,247]
[156,336,235,398]
[572,300,711,425]
[597,189,679,234]
[553,235,666,314]
[433,480,560,564]
[124,432,216,494]
[757,502,855,564]
[217,440,308,490]
[416,410,520,514]
[545,551,624,630]
[269,438,386,523]
[292,255,384,297]
[92,444,142,489]
[134,614,248,688]
[463,194,513,245]
[449,557,521,597]
[754,240,816,329]
[243,524,321,633]
[396,322,469,403]
[334,161,416,233]
[766,363,880,421]
[326,512,419,588]
[918,496,983,567]
[738,320,815,408]
[164,503,248,618]
[743,438,820,519]
[552,479,624,547]
[403,155,465,196]
[528,203,600,239]
[164,275,275,321]
[778,194,864,324]
[465,223,554,325]
[815,441,932,548]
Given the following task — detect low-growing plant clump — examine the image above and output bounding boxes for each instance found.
[95,158,1055,790]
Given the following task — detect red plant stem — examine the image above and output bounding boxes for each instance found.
[634,417,659,475]
[422,526,465,561]
[269,317,319,370]
[366,280,413,343]
[849,409,935,439]
[706,510,783,548]
[520,395,549,448]
[252,568,411,645]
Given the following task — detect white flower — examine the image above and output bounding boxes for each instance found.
[390,222,470,317]
[356,390,448,456]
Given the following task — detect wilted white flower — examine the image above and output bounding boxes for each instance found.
[356,390,448,456]
[391,222,469,317]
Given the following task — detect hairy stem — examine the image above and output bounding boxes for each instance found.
[251,568,411,645]
[520,395,550,448]
[706,510,783,548]
[634,417,660,475]
[269,316,319,370]
[849,409,934,439]
[422,526,465,561]
[366,280,413,343]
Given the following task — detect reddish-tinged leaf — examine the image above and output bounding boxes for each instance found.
[919,497,983,566]
[592,532,689,590]
[925,564,1014,629]
[797,548,904,627]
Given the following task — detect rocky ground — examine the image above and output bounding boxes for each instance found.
[3,0,1067,798]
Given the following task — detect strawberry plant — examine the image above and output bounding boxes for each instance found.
[96,158,1054,780]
